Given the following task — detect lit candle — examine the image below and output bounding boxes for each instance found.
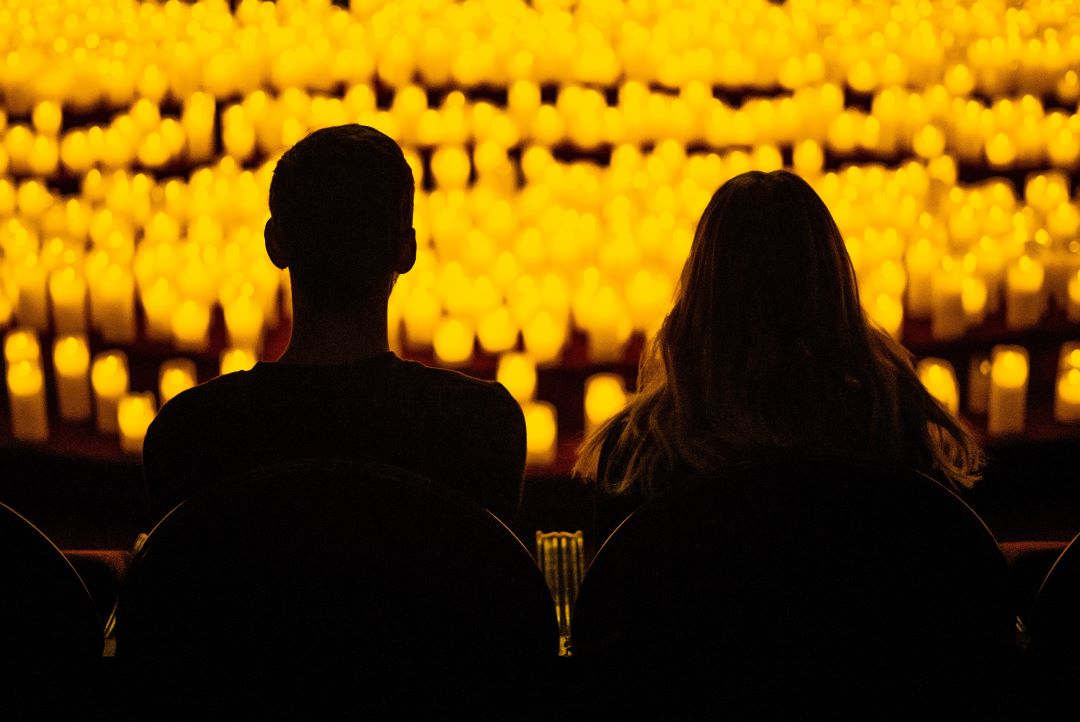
[961,277,988,327]
[4,328,41,365]
[1005,255,1046,329]
[52,334,91,422]
[6,360,47,442]
[584,373,628,434]
[968,355,991,415]
[159,359,197,404]
[904,239,940,319]
[1068,271,1080,322]
[433,318,475,368]
[988,346,1028,437]
[916,358,960,416]
[117,393,156,455]
[14,254,48,330]
[930,262,965,340]
[171,300,211,352]
[223,294,264,352]
[1054,368,1080,423]
[139,277,178,342]
[91,351,129,434]
[496,353,537,403]
[94,265,136,343]
[477,308,519,355]
[867,293,904,340]
[402,288,440,351]
[522,310,567,367]
[584,287,633,363]
[522,400,557,466]
[48,266,87,334]
[220,348,257,375]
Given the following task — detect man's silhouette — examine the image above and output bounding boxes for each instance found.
[143,125,526,521]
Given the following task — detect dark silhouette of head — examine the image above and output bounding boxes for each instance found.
[578,169,982,496]
[266,124,416,312]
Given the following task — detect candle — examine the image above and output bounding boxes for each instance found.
[477,308,519,355]
[4,328,40,365]
[961,277,988,327]
[48,266,87,334]
[94,265,137,343]
[14,254,48,330]
[1054,368,1080,423]
[433,318,474,368]
[223,294,264,352]
[117,393,156,455]
[402,288,440,350]
[140,278,178,341]
[1005,256,1046,329]
[172,300,211,352]
[904,239,939,319]
[496,353,537,403]
[220,348,257,375]
[522,310,567,367]
[92,351,129,434]
[584,287,633,363]
[930,262,965,340]
[584,373,628,434]
[159,359,197,404]
[6,360,47,442]
[916,359,960,416]
[968,356,991,415]
[1068,271,1080,322]
[522,400,557,466]
[988,346,1028,436]
[52,334,91,422]
[867,293,903,340]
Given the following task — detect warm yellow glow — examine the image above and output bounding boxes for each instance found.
[6,360,48,442]
[159,359,198,404]
[522,400,557,466]
[171,300,211,352]
[220,347,257,376]
[117,392,156,455]
[916,359,959,416]
[584,373,628,433]
[496,353,537,403]
[91,350,129,434]
[989,345,1029,437]
[4,328,41,365]
[52,334,92,422]
[432,318,474,367]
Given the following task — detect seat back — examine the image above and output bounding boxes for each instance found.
[0,501,102,659]
[115,459,558,715]
[1026,530,1080,703]
[570,459,1014,715]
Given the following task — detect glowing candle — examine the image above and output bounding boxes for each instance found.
[433,318,474,368]
[1054,368,1080,423]
[867,293,904,340]
[477,308,519,355]
[584,373,628,434]
[496,353,537,403]
[584,287,633,363]
[930,263,965,340]
[916,359,960,416]
[904,239,939,319]
[402,288,440,350]
[220,348,257,376]
[968,356,991,415]
[171,301,211,352]
[14,254,48,330]
[52,334,91,422]
[94,265,137,343]
[91,351,129,434]
[4,328,41,366]
[1005,256,1046,329]
[522,311,567,367]
[6,360,47,442]
[961,277,988,327]
[48,266,87,334]
[159,359,197,404]
[140,278,178,341]
[988,346,1028,437]
[118,393,156,455]
[522,400,557,466]
[223,294,264,352]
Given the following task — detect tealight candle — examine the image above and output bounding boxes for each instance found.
[433,318,475,368]
[1005,256,1046,329]
[52,334,91,422]
[4,328,41,365]
[48,266,87,334]
[968,356,991,415]
[117,393,156,455]
[220,348,257,376]
[522,400,557,466]
[916,359,960,416]
[91,351,129,434]
[172,301,211,352]
[159,359,198,404]
[988,346,1028,436]
[584,373,628,434]
[1054,368,1080,423]
[7,360,47,442]
[496,353,537,403]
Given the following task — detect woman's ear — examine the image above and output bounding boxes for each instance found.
[264,217,289,270]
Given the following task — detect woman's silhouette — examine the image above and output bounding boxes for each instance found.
[576,169,983,539]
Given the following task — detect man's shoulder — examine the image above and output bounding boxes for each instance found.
[395,359,523,421]
[149,369,255,433]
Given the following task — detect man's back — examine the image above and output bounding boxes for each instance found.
[143,352,526,522]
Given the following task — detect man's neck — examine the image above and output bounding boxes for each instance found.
[275,298,391,366]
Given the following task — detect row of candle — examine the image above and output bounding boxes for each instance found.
[2,327,257,451]
[3,0,1080,112]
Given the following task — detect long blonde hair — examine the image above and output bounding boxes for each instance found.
[575,170,983,498]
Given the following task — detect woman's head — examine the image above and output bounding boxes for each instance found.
[576,170,982,496]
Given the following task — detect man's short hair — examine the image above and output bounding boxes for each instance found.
[269,124,414,305]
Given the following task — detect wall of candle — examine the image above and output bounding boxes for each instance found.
[1,0,1080,462]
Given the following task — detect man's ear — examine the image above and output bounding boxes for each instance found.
[395,226,417,274]
[264,217,289,270]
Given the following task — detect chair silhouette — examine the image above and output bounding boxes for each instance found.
[570,458,1015,716]
[1025,530,1080,706]
[0,501,103,660]
[114,458,558,716]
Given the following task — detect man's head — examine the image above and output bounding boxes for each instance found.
[266,124,416,311]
